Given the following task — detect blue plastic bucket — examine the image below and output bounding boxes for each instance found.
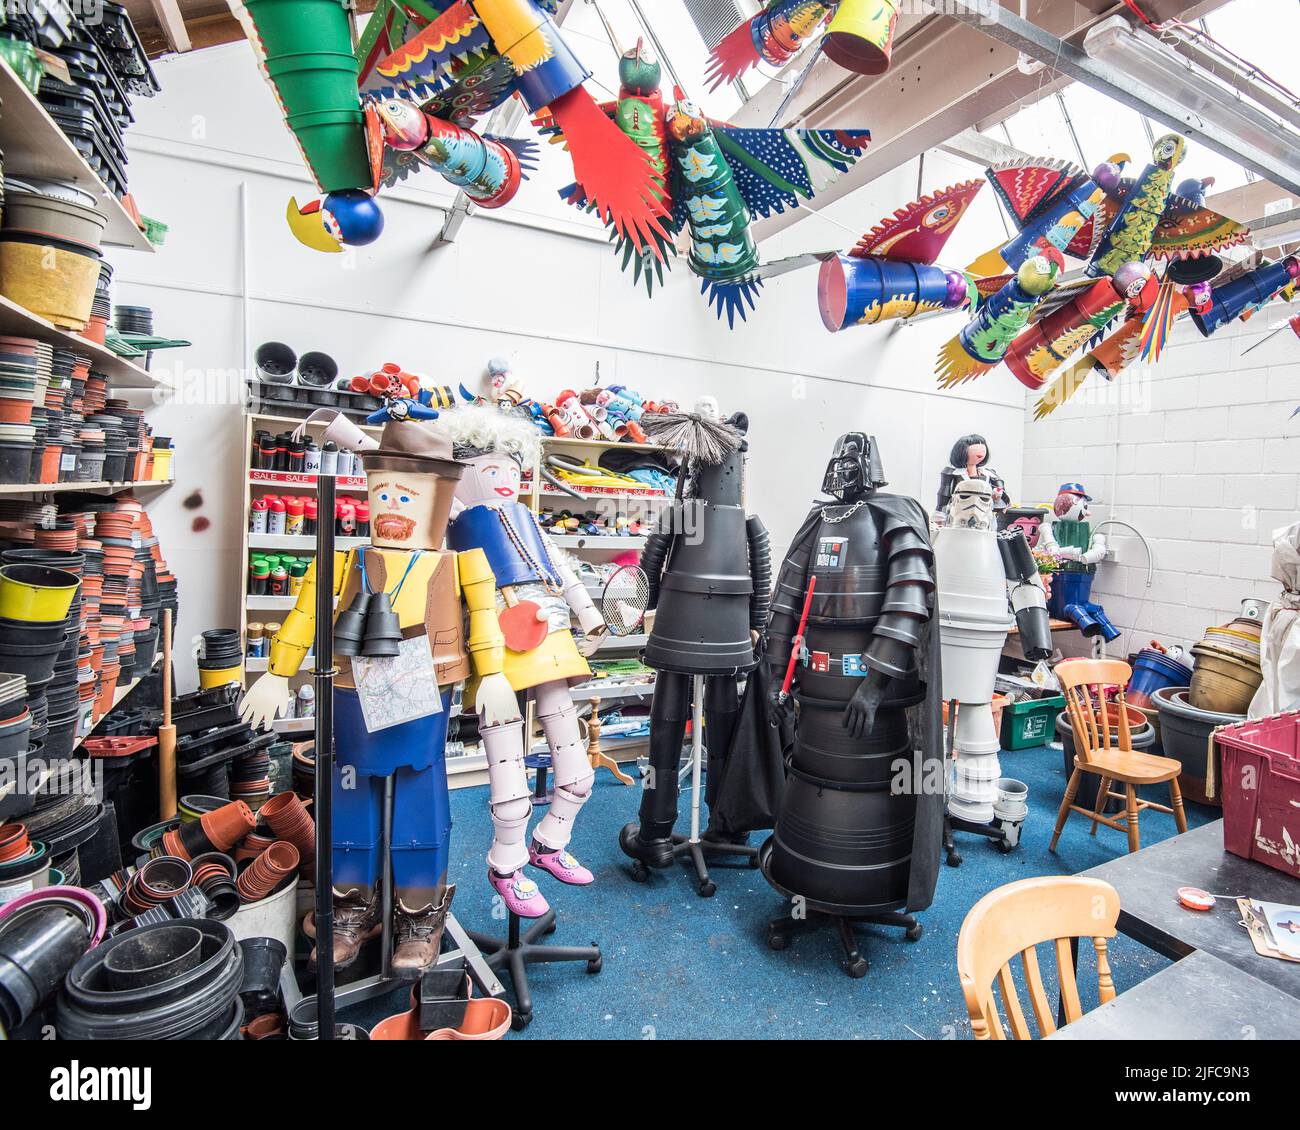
[1127,648,1194,702]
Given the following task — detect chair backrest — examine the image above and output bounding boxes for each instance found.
[956,876,1121,1040]
[1055,658,1133,764]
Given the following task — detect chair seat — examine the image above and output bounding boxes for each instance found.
[1074,748,1182,784]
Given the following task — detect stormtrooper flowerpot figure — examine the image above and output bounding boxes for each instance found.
[435,406,607,918]
[239,420,515,977]
[934,477,1051,835]
[1037,482,1119,642]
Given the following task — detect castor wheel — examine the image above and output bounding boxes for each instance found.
[946,850,963,868]
[698,879,716,898]
[543,921,557,936]
[586,955,602,974]
[845,956,868,979]
[997,838,1015,854]
[511,1010,532,1031]
[630,861,649,883]
[767,927,789,951]
[905,923,923,942]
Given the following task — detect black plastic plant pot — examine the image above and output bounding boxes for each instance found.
[176,817,216,857]
[132,854,192,901]
[255,342,296,381]
[287,995,370,1041]
[103,923,204,991]
[296,351,338,388]
[0,442,34,484]
[190,851,239,921]
[42,716,79,763]
[0,637,65,686]
[0,903,91,1029]
[238,936,287,1015]
[0,615,73,645]
[0,711,32,758]
[130,817,180,858]
[0,839,50,888]
[56,919,244,1040]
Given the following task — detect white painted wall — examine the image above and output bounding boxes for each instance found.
[112,15,1029,689]
[1020,310,1300,659]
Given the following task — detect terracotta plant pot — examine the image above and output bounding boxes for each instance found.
[198,800,256,854]
[258,791,315,871]
[424,998,512,1041]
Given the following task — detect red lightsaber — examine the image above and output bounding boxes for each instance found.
[779,574,817,703]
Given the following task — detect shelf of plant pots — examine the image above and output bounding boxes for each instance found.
[0,477,173,495]
[0,295,168,389]
[0,57,154,253]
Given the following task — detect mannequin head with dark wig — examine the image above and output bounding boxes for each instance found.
[949,434,990,475]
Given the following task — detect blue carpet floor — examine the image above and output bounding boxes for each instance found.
[342,742,1215,1040]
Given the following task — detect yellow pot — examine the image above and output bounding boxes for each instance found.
[0,564,81,622]
[198,664,244,690]
[823,0,898,75]
[0,237,100,330]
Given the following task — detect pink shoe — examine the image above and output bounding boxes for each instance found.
[529,845,595,886]
[488,869,550,918]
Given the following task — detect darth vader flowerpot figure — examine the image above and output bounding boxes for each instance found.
[435,406,607,919]
[240,419,516,977]
[760,434,944,975]
[1037,483,1120,643]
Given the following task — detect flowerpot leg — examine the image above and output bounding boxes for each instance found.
[1090,775,1110,836]
[1125,785,1140,853]
[1169,777,1188,834]
[1050,767,1080,851]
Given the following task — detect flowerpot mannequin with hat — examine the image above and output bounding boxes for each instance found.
[434,405,607,918]
[1037,482,1120,643]
[240,417,515,976]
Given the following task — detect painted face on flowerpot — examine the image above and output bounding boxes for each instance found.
[455,452,523,508]
[965,443,987,472]
[366,470,450,549]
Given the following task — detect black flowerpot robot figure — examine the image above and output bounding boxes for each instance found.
[761,433,945,978]
[619,400,771,894]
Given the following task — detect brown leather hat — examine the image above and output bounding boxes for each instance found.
[362,419,464,480]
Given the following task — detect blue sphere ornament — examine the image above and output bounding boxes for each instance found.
[321,190,384,246]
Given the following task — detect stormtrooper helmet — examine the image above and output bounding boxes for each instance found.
[1053,482,1091,522]
[822,433,886,501]
[947,477,994,529]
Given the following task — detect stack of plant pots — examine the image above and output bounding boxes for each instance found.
[1153,686,1243,807]
[197,628,242,690]
[1189,611,1263,716]
[0,180,106,331]
[85,262,112,345]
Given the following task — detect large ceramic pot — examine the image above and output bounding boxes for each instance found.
[1188,643,1261,715]
[1152,686,1243,807]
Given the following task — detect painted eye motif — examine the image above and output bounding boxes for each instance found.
[398,494,411,504]
[378,492,390,502]
[923,204,952,227]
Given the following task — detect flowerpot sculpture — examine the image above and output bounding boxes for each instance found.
[1037,482,1120,642]
[760,433,944,976]
[619,401,770,870]
[433,406,608,918]
[240,414,518,976]
[934,478,1052,841]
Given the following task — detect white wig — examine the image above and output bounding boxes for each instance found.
[434,404,541,467]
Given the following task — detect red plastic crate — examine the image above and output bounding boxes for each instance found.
[1215,711,1300,879]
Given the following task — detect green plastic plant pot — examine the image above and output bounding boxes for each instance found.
[243,0,354,53]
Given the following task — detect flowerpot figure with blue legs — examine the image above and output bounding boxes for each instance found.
[239,418,516,977]
[1038,483,1120,643]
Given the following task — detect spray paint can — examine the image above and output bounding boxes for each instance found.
[267,496,287,536]
[250,497,268,535]
[285,496,305,536]
[319,443,338,478]
[354,499,370,539]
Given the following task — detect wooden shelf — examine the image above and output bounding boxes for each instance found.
[0,295,168,389]
[547,533,646,550]
[249,534,367,552]
[0,476,171,495]
[249,470,367,492]
[0,57,154,253]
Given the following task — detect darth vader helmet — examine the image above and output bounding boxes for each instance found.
[822,433,886,501]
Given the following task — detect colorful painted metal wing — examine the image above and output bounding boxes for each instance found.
[1137,278,1178,362]
[704,0,833,92]
[420,51,518,126]
[360,1,492,99]
[1148,200,1249,260]
[986,158,1081,228]
[1064,195,1117,260]
[713,127,872,219]
[378,146,428,188]
[850,179,983,264]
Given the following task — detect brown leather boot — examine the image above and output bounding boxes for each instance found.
[304,886,382,970]
[392,884,455,978]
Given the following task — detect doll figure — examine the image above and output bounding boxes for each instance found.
[239,419,516,976]
[1037,483,1119,642]
[935,433,1008,518]
[436,406,607,918]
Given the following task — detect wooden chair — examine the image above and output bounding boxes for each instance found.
[1050,658,1187,855]
[957,876,1120,1039]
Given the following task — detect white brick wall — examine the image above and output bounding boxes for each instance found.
[1020,310,1300,659]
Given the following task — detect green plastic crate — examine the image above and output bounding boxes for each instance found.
[1000,694,1066,750]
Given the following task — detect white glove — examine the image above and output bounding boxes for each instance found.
[240,673,291,730]
[1055,546,1082,561]
[475,672,522,727]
